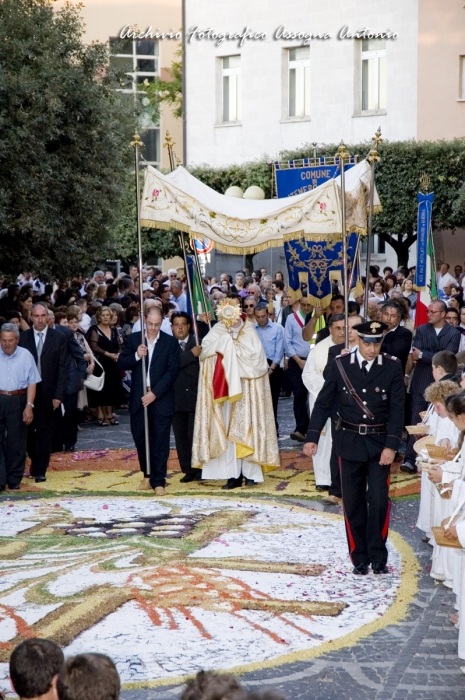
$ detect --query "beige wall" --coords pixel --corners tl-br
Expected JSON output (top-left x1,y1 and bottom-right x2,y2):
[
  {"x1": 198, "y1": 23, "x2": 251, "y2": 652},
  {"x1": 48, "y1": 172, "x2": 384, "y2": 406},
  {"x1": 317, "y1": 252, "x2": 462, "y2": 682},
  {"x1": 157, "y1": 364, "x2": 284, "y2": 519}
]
[
  {"x1": 417, "y1": 0, "x2": 465, "y2": 140},
  {"x1": 56, "y1": 0, "x2": 183, "y2": 169}
]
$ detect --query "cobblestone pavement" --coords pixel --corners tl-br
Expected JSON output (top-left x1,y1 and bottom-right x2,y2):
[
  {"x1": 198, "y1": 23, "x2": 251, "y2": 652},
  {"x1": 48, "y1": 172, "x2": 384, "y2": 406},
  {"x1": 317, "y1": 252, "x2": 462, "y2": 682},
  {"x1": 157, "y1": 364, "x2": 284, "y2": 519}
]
[{"x1": 73, "y1": 402, "x2": 465, "y2": 699}]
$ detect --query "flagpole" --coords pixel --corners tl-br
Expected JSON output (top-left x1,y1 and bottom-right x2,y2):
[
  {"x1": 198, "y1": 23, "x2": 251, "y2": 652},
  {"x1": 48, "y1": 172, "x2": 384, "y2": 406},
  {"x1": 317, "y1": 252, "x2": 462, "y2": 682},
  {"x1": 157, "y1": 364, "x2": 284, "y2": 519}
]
[
  {"x1": 192, "y1": 243, "x2": 212, "y2": 328},
  {"x1": 336, "y1": 141, "x2": 350, "y2": 348},
  {"x1": 363, "y1": 128, "x2": 382, "y2": 320},
  {"x1": 178, "y1": 233, "x2": 200, "y2": 344},
  {"x1": 130, "y1": 132, "x2": 151, "y2": 477},
  {"x1": 348, "y1": 234, "x2": 361, "y2": 290}
]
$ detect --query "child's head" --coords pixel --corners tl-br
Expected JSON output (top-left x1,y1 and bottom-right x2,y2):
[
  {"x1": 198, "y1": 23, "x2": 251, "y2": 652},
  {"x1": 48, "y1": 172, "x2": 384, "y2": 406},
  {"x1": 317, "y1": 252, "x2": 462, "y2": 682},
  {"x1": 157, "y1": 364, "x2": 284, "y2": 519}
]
[
  {"x1": 432, "y1": 350, "x2": 458, "y2": 381},
  {"x1": 424, "y1": 380, "x2": 460, "y2": 417},
  {"x1": 10, "y1": 639, "x2": 64, "y2": 700},
  {"x1": 445, "y1": 391, "x2": 465, "y2": 431},
  {"x1": 57, "y1": 654, "x2": 120, "y2": 700}
]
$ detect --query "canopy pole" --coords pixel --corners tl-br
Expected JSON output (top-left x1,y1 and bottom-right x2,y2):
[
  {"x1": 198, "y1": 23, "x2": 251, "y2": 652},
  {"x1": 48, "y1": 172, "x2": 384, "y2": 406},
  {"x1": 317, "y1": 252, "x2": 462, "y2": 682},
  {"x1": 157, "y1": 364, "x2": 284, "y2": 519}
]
[
  {"x1": 348, "y1": 234, "x2": 362, "y2": 290},
  {"x1": 131, "y1": 132, "x2": 151, "y2": 476},
  {"x1": 364, "y1": 127, "x2": 382, "y2": 320},
  {"x1": 178, "y1": 233, "x2": 200, "y2": 344},
  {"x1": 192, "y1": 243, "x2": 211, "y2": 328},
  {"x1": 336, "y1": 141, "x2": 350, "y2": 348}
]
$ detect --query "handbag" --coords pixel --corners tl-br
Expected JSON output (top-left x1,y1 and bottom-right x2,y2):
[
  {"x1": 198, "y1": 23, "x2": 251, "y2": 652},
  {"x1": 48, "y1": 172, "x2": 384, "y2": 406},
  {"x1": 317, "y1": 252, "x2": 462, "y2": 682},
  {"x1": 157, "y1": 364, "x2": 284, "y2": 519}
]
[{"x1": 83, "y1": 355, "x2": 105, "y2": 392}]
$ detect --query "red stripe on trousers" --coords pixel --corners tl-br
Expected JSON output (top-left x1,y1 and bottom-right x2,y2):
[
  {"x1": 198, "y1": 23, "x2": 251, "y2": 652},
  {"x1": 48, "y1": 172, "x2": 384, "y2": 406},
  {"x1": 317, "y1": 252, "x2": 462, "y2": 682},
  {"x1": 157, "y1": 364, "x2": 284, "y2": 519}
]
[
  {"x1": 339, "y1": 457, "x2": 356, "y2": 557},
  {"x1": 382, "y1": 473, "x2": 391, "y2": 540}
]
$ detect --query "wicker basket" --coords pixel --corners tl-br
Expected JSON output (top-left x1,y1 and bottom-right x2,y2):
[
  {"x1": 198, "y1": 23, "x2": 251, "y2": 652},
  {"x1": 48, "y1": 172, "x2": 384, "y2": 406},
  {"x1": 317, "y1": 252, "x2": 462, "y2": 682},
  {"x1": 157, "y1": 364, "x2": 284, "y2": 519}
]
[
  {"x1": 413, "y1": 435, "x2": 435, "y2": 455},
  {"x1": 432, "y1": 525, "x2": 462, "y2": 549},
  {"x1": 436, "y1": 483, "x2": 453, "y2": 499},
  {"x1": 406, "y1": 424, "x2": 429, "y2": 435},
  {"x1": 426, "y1": 444, "x2": 450, "y2": 459},
  {"x1": 417, "y1": 461, "x2": 431, "y2": 472}
]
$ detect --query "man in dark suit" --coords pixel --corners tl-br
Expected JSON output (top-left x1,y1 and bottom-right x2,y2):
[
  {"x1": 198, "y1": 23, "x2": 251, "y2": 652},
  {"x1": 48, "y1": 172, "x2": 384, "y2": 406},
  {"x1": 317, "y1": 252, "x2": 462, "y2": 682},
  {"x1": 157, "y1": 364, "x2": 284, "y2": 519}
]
[
  {"x1": 401, "y1": 300, "x2": 461, "y2": 473},
  {"x1": 304, "y1": 321, "x2": 405, "y2": 575},
  {"x1": 53, "y1": 324, "x2": 87, "y2": 451},
  {"x1": 170, "y1": 312, "x2": 202, "y2": 483},
  {"x1": 118, "y1": 306, "x2": 179, "y2": 495},
  {"x1": 380, "y1": 301, "x2": 412, "y2": 373},
  {"x1": 19, "y1": 303, "x2": 68, "y2": 482}
]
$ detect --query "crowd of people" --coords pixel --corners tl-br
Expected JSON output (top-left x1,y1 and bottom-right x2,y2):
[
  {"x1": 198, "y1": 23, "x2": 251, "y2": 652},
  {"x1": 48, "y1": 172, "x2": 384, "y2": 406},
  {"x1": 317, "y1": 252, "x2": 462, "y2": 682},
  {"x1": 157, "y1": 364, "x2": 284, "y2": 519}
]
[
  {"x1": 1, "y1": 258, "x2": 465, "y2": 669},
  {"x1": 4, "y1": 639, "x2": 282, "y2": 700}
]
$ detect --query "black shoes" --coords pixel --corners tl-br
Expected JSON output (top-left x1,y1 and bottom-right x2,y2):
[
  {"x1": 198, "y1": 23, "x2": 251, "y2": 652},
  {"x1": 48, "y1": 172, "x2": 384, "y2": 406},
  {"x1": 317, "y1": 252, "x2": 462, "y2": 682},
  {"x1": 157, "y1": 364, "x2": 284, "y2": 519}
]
[
  {"x1": 372, "y1": 564, "x2": 389, "y2": 575},
  {"x1": 315, "y1": 484, "x2": 330, "y2": 492},
  {"x1": 400, "y1": 461, "x2": 417, "y2": 474},
  {"x1": 8, "y1": 485, "x2": 20, "y2": 491},
  {"x1": 35, "y1": 476, "x2": 46, "y2": 483},
  {"x1": 243, "y1": 478, "x2": 256, "y2": 486},
  {"x1": 179, "y1": 473, "x2": 202, "y2": 483},
  {"x1": 221, "y1": 477, "x2": 243, "y2": 490},
  {"x1": 352, "y1": 563, "x2": 369, "y2": 575}
]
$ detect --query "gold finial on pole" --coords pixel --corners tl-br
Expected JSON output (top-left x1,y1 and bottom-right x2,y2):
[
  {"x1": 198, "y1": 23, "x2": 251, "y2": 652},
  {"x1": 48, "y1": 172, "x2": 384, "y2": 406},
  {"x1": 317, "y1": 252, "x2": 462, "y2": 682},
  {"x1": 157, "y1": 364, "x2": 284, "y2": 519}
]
[
  {"x1": 420, "y1": 172, "x2": 431, "y2": 193},
  {"x1": 130, "y1": 132, "x2": 144, "y2": 150},
  {"x1": 367, "y1": 127, "x2": 382, "y2": 164},
  {"x1": 163, "y1": 130, "x2": 177, "y2": 171}
]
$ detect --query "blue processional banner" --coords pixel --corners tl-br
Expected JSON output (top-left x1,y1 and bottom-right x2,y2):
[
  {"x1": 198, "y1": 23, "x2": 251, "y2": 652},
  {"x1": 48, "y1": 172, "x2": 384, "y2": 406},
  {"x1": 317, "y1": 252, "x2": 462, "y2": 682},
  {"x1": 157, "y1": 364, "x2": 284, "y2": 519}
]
[
  {"x1": 414, "y1": 192, "x2": 435, "y2": 290},
  {"x1": 275, "y1": 158, "x2": 357, "y2": 198},
  {"x1": 284, "y1": 233, "x2": 358, "y2": 308}
]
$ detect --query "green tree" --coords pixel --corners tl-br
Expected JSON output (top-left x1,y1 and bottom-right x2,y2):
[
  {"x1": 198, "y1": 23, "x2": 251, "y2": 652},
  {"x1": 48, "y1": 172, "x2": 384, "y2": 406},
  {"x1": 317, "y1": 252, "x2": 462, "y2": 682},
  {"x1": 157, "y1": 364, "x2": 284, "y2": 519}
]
[
  {"x1": 0, "y1": 0, "x2": 137, "y2": 279},
  {"x1": 139, "y1": 44, "x2": 182, "y2": 121}
]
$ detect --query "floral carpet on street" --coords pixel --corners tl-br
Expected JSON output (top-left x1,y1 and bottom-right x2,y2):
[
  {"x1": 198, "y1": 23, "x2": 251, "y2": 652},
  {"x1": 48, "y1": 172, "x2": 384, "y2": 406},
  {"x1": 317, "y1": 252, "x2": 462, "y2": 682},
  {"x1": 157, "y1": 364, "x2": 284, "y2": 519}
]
[
  {"x1": 17, "y1": 449, "x2": 420, "y2": 499},
  {"x1": 0, "y1": 495, "x2": 419, "y2": 690}
]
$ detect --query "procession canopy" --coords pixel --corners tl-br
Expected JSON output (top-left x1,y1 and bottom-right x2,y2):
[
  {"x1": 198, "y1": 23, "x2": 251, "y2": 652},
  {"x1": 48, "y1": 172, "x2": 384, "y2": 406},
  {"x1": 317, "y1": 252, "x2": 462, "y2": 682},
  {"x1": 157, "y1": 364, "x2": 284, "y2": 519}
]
[{"x1": 139, "y1": 160, "x2": 381, "y2": 254}]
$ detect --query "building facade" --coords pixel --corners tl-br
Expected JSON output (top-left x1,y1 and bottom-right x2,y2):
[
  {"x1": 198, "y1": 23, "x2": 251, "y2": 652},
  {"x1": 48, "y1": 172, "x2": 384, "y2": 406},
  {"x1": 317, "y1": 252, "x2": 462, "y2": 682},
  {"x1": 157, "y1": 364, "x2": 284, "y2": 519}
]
[{"x1": 185, "y1": 0, "x2": 465, "y2": 274}]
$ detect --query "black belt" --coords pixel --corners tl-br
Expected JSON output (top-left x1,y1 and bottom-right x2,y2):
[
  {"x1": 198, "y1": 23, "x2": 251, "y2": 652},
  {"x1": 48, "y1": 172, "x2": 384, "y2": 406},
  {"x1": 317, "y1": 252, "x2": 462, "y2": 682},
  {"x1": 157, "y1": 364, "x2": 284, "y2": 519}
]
[{"x1": 340, "y1": 419, "x2": 386, "y2": 435}]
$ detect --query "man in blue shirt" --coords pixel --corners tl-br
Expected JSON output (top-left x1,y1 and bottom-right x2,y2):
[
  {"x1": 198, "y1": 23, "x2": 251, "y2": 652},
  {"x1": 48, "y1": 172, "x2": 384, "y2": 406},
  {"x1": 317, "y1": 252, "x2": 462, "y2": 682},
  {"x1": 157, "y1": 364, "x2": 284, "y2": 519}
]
[
  {"x1": 284, "y1": 296, "x2": 313, "y2": 441},
  {"x1": 254, "y1": 304, "x2": 285, "y2": 431},
  {"x1": 0, "y1": 323, "x2": 41, "y2": 490}
]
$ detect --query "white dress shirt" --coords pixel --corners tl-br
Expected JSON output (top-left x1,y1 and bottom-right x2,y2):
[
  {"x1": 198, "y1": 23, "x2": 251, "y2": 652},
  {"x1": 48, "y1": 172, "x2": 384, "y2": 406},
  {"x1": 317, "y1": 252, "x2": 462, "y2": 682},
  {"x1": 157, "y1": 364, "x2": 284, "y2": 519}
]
[
  {"x1": 355, "y1": 348, "x2": 375, "y2": 373},
  {"x1": 33, "y1": 326, "x2": 48, "y2": 348}
]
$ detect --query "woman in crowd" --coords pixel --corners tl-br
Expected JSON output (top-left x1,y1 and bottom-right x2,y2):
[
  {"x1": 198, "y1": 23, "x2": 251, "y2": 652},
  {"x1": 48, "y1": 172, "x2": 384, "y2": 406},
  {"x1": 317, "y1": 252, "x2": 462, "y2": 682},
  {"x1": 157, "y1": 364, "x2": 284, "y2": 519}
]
[
  {"x1": 449, "y1": 294, "x2": 464, "y2": 311},
  {"x1": 67, "y1": 310, "x2": 95, "y2": 412},
  {"x1": 54, "y1": 312, "x2": 68, "y2": 326},
  {"x1": 275, "y1": 271, "x2": 284, "y2": 283},
  {"x1": 370, "y1": 278, "x2": 389, "y2": 301},
  {"x1": 272, "y1": 279, "x2": 285, "y2": 310},
  {"x1": 17, "y1": 292, "x2": 33, "y2": 331},
  {"x1": 402, "y1": 278, "x2": 417, "y2": 308},
  {"x1": 96, "y1": 285, "x2": 107, "y2": 302},
  {"x1": 385, "y1": 274, "x2": 398, "y2": 294},
  {"x1": 87, "y1": 306, "x2": 123, "y2": 426}
]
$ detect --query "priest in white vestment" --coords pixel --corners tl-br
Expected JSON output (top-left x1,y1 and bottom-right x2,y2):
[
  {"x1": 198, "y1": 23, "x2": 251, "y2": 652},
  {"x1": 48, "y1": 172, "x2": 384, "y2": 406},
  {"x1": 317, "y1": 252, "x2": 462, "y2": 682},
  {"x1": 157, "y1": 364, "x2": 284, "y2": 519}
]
[
  {"x1": 302, "y1": 314, "x2": 346, "y2": 489},
  {"x1": 192, "y1": 298, "x2": 280, "y2": 489}
]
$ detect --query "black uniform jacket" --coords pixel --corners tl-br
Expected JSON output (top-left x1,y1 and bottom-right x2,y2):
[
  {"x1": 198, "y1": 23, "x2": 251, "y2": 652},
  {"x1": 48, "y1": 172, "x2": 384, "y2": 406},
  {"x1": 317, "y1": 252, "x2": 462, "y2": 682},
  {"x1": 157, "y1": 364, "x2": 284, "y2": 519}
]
[
  {"x1": 118, "y1": 330, "x2": 179, "y2": 416},
  {"x1": 306, "y1": 351, "x2": 405, "y2": 460},
  {"x1": 174, "y1": 333, "x2": 200, "y2": 413},
  {"x1": 381, "y1": 325, "x2": 412, "y2": 373}
]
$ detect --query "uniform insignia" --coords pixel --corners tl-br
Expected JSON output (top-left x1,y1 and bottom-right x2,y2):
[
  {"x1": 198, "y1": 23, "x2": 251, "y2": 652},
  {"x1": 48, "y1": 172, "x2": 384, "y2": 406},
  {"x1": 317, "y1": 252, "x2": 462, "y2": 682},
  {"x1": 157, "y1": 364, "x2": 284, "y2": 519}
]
[{"x1": 370, "y1": 322, "x2": 381, "y2": 332}]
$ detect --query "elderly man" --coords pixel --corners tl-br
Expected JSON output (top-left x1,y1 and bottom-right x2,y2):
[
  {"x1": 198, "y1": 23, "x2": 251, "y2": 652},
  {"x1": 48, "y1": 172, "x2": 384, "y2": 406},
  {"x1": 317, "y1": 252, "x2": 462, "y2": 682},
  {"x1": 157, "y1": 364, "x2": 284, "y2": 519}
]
[
  {"x1": 170, "y1": 280, "x2": 187, "y2": 312},
  {"x1": 118, "y1": 306, "x2": 179, "y2": 495},
  {"x1": 0, "y1": 324, "x2": 41, "y2": 489},
  {"x1": 436, "y1": 262, "x2": 456, "y2": 292},
  {"x1": 247, "y1": 284, "x2": 265, "y2": 303},
  {"x1": 19, "y1": 303, "x2": 68, "y2": 482},
  {"x1": 168, "y1": 268, "x2": 178, "y2": 281},
  {"x1": 284, "y1": 295, "x2": 313, "y2": 441},
  {"x1": 254, "y1": 303, "x2": 285, "y2": 429},
  {"x1": 243, "y1": 296, "x2": 257, "y2": 320}
]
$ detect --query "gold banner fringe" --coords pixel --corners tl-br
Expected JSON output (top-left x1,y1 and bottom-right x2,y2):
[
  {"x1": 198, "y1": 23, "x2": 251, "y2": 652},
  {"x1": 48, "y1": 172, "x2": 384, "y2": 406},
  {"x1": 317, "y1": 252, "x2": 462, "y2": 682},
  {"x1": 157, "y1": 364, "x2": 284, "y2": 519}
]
[{"x1": 140, "y1": 219, "x2": 369, "y2": 253}]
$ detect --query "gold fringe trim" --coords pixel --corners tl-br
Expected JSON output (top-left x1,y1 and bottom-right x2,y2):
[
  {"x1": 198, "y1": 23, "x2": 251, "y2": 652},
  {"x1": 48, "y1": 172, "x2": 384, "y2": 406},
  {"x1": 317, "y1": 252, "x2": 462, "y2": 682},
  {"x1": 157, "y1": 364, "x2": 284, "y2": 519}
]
[
  {"x1": 212, "y1": 392, "x2": 243, "y2": 405},
  {"x1": 121, "y1": 498, "x2": 420, "y2": 691},
  {"x1": 140, "y1": 220, "x2": 369, "y2": 253}
]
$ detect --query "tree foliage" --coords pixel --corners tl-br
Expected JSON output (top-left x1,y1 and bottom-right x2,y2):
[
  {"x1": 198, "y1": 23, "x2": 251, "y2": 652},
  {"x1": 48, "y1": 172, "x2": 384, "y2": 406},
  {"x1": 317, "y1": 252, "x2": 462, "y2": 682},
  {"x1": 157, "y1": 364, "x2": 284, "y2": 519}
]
[
  {"x1": 139, "y1": 44, "x2": 182, "y2": 121},
  {"x1": 186, "y1": 140, "x2": 465, "y2": 268},
  {"x1": 0, "y1": 0, "x2": 137, "y2": 278}
]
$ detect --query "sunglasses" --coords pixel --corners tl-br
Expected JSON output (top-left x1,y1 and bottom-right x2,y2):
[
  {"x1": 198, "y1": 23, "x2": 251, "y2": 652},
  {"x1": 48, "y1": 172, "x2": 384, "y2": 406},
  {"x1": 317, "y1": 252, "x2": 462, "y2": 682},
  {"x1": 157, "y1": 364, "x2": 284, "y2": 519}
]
[{"x1": 244, "y1": 304, "x2": 255, "y2": 308}]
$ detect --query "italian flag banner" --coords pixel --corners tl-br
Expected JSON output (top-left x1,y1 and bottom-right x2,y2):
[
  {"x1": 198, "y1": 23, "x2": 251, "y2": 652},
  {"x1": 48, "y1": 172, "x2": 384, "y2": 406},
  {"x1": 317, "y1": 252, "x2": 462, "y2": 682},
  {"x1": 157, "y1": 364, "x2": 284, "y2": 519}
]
[
  {"x1": 414, "y1": 191, "x2": 435, "y2": 328},
  {"x1": 415, "y1": 234, "x2": 437, "y2": 327}
]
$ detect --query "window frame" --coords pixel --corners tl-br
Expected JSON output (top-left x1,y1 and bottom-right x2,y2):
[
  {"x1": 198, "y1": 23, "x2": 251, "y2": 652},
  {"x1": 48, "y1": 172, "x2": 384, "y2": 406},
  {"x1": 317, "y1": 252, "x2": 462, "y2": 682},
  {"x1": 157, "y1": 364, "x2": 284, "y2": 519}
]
[
  {"x1": 221, "y1": 55, "x2": 242, "y2": 124},
  {"x1": 288, "y1": 48, "x2": 311, "y2": 119},
  {"x1": 360, "y1": 42, "x2": 386, "y2": 114}
]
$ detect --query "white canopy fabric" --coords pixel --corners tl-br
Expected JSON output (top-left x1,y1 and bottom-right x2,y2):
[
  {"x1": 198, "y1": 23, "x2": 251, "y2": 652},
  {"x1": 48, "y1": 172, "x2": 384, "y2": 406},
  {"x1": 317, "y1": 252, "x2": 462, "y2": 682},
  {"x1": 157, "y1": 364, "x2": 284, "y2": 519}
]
[{"x1": 140, "y1": 159, "x2": 381, "y2": 254}]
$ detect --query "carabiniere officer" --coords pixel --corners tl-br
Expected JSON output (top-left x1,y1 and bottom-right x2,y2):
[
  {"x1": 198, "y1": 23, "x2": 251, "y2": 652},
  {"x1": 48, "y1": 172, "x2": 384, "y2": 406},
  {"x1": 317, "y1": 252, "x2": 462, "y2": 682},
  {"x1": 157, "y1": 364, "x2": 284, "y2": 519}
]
[{"x1": 303, "y1": 321, "x2": 405, "y2": 575}]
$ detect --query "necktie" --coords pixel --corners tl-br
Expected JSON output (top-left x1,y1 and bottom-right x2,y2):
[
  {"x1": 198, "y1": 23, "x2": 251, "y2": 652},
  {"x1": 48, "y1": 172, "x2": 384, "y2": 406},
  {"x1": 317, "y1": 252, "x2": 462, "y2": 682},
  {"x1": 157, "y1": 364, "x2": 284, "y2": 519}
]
[
  {"x1": 361, "y1": 360, "x2": 368, "y2": 376},
  {"x1": 37, "y1": 332, "x2": 44, "y2": 374},
  {"x1": 180, "y1": 341, "x2": 186, "y2": 351}
]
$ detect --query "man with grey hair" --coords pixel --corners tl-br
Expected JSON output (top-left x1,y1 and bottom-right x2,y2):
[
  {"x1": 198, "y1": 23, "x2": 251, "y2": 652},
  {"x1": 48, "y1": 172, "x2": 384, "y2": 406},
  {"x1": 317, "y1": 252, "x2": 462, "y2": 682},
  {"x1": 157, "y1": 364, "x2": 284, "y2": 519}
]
[
  {"x1": 170, "y1": 279, "x2": 187, "y2": 313},
  {"x1": 92, "y1": 270, "x2": 105, "y2": 285},
  {"x1": 247, "y1": 284, "x2": 264, "y2": 303},
  {"x1": 167, "y1": 268, "x2": 178, "y2": 281},
  {"x1": 0, "y1": 323, "x2": 41, "y2": 489}
]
